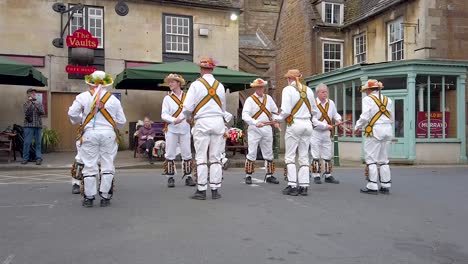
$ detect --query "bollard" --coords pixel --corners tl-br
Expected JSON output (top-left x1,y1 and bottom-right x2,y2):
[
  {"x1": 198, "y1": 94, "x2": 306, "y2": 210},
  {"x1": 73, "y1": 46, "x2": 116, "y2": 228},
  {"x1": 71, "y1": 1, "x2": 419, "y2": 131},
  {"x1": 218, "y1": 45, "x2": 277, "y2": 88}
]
[{"x1": 333, "y1": 134, "x2": 340, "y2": 166}]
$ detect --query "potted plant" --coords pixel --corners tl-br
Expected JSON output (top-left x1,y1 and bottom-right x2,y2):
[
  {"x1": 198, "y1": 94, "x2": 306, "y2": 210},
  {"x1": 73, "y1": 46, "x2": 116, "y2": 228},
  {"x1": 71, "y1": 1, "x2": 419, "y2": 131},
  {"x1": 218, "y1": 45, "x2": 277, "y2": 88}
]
[{"x1": 42, "y1": 127, "x2": 60, "y2": 153}]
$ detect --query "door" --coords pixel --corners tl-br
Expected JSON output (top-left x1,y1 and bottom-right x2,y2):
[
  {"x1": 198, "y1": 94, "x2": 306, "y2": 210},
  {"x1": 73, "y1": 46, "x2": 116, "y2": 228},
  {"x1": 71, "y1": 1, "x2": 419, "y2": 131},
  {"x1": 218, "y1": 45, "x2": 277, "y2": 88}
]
[
  {"x1": 386, "y1": 95, "x2": 409, "y2": 159},
  {"x1": 51, "y1": 93, "x2": 79, "y2": 151}
]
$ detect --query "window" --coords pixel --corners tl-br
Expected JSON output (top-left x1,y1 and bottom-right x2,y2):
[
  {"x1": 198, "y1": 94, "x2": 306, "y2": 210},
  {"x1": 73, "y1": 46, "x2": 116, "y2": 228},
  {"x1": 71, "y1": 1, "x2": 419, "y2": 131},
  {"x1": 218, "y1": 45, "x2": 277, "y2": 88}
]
[
  {"x1": 415, "y1": 75, "x2": 457, "y2": 139},
  {"x1": 69, "y1": 5, "x2": 104, "y2": 48},
  {"x1": 327, "y1": 80, "x2": 362, "y2": 138},
  {"x1": 323, "y1": 3, "x2": 343, "y2": 25},
  {"x1": 354, "y1": 34, "x2": 366, "y2": 64},
  {"x1": 323, "y1": 42, "x2": 343, "y2": 72},
  {"x1": 163, "y1": 15, "x2": 191, "y2": 54},
  {"x1": 388, "y1": 17, "x2": 404, "y2": 61}
]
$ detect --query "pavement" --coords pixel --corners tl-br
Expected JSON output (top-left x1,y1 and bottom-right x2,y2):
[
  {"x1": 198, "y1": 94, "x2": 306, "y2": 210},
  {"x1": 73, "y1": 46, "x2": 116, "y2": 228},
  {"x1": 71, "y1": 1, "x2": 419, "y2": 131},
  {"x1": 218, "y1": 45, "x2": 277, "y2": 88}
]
[
  {"x1": 1, "y1": 167, "x2": 468, "y2": 264},
  {"x1": 0, "y1": 150, "x2": 365, "y2": 171}
]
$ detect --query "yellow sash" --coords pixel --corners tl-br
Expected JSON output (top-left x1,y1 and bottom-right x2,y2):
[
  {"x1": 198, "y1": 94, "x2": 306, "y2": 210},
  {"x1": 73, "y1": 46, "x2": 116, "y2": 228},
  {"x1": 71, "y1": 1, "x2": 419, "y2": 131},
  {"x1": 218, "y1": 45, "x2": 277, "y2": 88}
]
[
  {"x1": 251, "y1": 94, "x2": 272, "y2": 120},
  {"x1": 192, "y1": 78, "x2": 222, "y2": 117},
  {"x1": 286, "y1": 78, "x2": 311, "y2": 126},
  {"x1": 364, "y1": 94, "x2": 391, "y2": 137},
  {"x1": 163, "y1": 92, "x2": 186, "y2": 132}
]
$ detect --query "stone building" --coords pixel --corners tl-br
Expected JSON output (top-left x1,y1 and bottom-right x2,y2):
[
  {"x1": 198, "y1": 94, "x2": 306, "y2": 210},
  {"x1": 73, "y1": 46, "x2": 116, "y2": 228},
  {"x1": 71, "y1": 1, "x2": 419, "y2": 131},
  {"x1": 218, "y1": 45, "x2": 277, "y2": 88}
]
[
  {"x1": 0, "y1": 0, "x2": 241, "y2": 151},
  {"x1": 275, "y1": 0, "x2": 468, "y2": 164}
]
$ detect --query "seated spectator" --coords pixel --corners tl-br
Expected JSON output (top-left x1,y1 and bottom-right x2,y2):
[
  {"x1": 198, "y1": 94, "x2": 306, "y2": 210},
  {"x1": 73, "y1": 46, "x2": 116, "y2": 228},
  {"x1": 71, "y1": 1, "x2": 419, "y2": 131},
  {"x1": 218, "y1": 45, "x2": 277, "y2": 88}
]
[{"x1": 137, "y1": 117, "x2": 156, "y2": 164}]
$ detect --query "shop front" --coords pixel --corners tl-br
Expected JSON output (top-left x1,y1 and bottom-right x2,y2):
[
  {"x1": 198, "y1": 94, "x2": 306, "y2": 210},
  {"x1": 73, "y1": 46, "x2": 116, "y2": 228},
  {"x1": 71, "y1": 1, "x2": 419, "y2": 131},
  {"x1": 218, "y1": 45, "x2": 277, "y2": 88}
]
[{"x1": 305, "y1": 59, "x2": 468, "y2": 164}]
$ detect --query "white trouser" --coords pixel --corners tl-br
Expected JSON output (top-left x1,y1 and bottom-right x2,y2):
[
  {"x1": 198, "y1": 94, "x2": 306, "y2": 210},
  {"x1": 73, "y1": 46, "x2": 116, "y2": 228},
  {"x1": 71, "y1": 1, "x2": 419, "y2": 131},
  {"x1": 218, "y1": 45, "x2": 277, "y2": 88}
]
[
  {"x1": 164, "y1": 131, "x2": 192, "y2": 177},
  {"x1": 72, "y1": 140, "x2": 82, "y2": 185},
  {"x1": 221, "y1": 136, "x2": 228, "y2": 165},
  {"x1": 192, "y1": 116, "x2": 225, "y2": 191},
  {"x1": 81, "y1": 129, "x2": 118, "y2": 199},
  {"x1": 285, "y1": 119, "x2": 313, "y2": 187},
  {"x1": 246, "y1": 125, "x2": 273, "y2": 161},
  {"x1": 310, "y1": 130, "x2": 333, "y2": 178},
  {"x1": 364, "y1": 124, "x2": 392, "y2": 190}
]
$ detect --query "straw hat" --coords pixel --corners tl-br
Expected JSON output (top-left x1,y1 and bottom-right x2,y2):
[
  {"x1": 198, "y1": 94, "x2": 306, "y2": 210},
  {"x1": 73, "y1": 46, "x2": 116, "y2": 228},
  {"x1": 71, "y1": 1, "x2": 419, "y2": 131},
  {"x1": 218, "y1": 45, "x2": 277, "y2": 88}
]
[
  {"x1": 360, "y1": 79, "x2": 384, "y2": 92},
  {"x1": 284, "y1": 69, "x2": 302, "y2": 79},
  {"x1": 198, "y1": 57, "x2": 216, "y2": 69},
  {"x1": 250, "y1": 78, "x2": 268, "y2": 88},
  {"x1": 164, "y1": 73, "x2": 186, "y2": 85},
  {"x1": 85, "y1": 70, "x2": 114, "y2": 87}
]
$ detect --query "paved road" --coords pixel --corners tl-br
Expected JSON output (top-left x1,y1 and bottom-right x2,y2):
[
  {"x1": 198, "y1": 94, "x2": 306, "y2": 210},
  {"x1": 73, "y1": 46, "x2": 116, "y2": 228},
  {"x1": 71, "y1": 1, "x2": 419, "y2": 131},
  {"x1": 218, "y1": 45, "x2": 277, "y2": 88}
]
[{"x1": 1, "y1": 167, "x2": 467, "y2": 264}]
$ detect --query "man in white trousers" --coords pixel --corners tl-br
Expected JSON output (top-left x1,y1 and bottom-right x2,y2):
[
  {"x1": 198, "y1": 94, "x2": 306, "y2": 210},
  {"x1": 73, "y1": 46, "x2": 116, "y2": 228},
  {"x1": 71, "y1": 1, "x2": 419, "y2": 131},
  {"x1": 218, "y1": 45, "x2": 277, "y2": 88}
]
[
  {"x1": 221, "y1": 111, "x2": 233, "y2": 170},
  {"x1": 242, "y1": 78, "x2": 280, "y2": 185},
  {"x1": 183, "y1": 57, "x2": 226, "y2": 200},
  {"x1": 354, "y1": 79, "x2": 394, "y2": 195},
  {"x1": 275, "y1": 69, "x2": 318, "y2": 196},
  {"x1": 161, "y1": 73, "x2": 195, "y2": 188},
  {"x1": 310, "y1": 83, "x2": 342, "y2": 185},
  {"x1": 68, "y1": 71, "x2": 126, "y2": 207}
]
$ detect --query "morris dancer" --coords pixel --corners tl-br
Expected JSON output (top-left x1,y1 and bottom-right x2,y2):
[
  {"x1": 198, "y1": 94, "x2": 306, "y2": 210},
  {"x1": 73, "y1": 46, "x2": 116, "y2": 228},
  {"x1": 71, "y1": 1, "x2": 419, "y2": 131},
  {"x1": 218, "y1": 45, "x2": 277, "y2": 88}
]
[
  {"x1": 183, "y1": 57, "x2": 226, "y2": 200},
  {"x1": 242, "y1": 78, "x2": 280, "y2": 185},
  {"x1": 354, "y1": 79, "x2": 393, "y2": 195},
  {"x1": 275, "y1": 69, "x2": 318, "y2": 196},
  {"x1": 68, "y1": 71, "x2": 126, "y2": 207},
  {"x1": 161, "y1": 74, "x2": 195, "y2": 187},
  {"x1": 310, "y1": 83, "x2": 342, "y2": 184}
]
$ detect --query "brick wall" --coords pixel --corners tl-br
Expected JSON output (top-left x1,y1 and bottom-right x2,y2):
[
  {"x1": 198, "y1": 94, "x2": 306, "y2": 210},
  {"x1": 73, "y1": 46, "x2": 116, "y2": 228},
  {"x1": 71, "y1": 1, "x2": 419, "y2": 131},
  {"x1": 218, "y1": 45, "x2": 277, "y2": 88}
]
[
  {"x1": 428, "y1": 0, "x2": 468, "y2": 60},
  {"x1": 274, "y1": 0, "x2": 316, "y2": 102}
]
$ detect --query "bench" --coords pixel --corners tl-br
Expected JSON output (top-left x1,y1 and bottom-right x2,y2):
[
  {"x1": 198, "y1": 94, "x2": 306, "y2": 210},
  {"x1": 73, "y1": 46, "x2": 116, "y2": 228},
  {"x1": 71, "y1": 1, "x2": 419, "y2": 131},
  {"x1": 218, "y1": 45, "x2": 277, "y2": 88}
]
[{"x1": 0, "y1": 132, "x2": 16, "y2": 163}]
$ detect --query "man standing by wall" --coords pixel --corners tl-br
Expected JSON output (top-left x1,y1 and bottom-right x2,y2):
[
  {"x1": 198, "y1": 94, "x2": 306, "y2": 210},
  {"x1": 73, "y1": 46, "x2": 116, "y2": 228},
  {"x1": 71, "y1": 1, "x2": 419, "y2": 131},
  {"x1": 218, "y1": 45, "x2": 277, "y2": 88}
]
[{"x1": 21, "y1": 88, "x2": 44, "y2": 165}]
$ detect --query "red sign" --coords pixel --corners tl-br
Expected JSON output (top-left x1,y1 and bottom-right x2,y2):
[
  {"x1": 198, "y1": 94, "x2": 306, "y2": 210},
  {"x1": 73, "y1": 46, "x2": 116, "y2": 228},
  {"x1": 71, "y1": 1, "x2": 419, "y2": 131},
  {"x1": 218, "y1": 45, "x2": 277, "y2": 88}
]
[
  {"x1": 66, "y1": 29, "x2": 99, "y2": 48},
  {"x1": 416, "y1": 111, "x2": 450, "y2": 138},
  {"x1": 66, "y1": 65, "x2": 98, "y2": 75}
]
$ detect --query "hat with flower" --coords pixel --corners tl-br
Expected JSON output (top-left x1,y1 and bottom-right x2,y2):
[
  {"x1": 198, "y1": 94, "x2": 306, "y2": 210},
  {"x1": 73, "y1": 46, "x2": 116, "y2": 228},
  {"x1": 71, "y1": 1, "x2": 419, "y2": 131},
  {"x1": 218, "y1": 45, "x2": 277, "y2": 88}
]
[{"x1": 85, "y1": 70, "x2": 114, "y2": 87}]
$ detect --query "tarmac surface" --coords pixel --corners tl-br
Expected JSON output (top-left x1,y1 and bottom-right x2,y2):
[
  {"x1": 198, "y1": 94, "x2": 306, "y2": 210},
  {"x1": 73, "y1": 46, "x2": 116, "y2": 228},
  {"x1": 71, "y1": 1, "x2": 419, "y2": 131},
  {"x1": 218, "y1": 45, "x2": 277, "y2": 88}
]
[{"x1": 1, "y1": 167, "x2": 468, "y2": 264}]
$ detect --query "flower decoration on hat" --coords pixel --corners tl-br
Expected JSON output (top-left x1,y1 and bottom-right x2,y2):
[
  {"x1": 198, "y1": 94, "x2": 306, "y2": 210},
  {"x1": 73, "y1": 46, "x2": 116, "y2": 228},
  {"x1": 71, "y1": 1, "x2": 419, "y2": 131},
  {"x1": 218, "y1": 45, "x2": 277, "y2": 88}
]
[
  {"x1": 199, "y1": 56, "x2": 217, "y2": 69},
  {"x1": 250, "y1": 78, "x2": 268, "y2": 88},
  {"x1": 164, "y1": 73, "x2": 186, "y2": 85},
  {"x1": 85, "y1": 70, "x2": 114, "y2": 87}
]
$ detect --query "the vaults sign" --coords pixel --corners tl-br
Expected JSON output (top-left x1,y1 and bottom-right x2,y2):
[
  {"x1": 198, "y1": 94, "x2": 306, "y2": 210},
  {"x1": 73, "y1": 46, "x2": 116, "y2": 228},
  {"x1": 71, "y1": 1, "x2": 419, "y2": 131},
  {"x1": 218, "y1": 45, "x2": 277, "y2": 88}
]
[{"x1": 66, "y1": 29, "x2": 98, "y2": 48}]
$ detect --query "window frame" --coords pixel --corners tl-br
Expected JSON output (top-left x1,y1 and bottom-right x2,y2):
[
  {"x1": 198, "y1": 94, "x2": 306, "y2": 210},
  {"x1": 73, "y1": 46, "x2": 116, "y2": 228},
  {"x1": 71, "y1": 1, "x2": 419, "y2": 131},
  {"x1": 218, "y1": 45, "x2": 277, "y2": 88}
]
[
  {"x1": 387, "y1": 17, "x2": 404, "y2": 61},
  {"x1": 69, "y1": 5, "x2": 104, "y2": 49},
  {"x1": 162, "y1": 14, "x2": 193, "y2": 55},
  {"x1": 322, "y1": 2, "x2": 344, "y2": 25},
  {"x1": 353, "y1": 33, "x2": 367, "y2": 64},
  {"x1": 322, "y1": 41, "x2": 343, "y2": 73}
]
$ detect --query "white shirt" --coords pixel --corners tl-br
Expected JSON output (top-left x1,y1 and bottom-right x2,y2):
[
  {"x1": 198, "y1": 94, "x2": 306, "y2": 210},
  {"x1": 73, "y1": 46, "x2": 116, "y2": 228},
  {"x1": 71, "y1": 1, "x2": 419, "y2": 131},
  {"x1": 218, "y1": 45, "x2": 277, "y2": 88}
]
[
  {"x1": 313, "y1": 98, "x2": 342, "y2": 131},
  {"x1": 242, "y1": 92, "x2": 278, "y2": 126},
  {"x1": 355, "y1": 91, "x2": 394, "y2": 130},
  {"x1": 161, "y1": 91, "x2": 190, "y2": 134},
  {"x1": 68, "y1": 89, "x2": 126, "y2": 130},
  {"x1": 183, "y1": 74, "x2": 226, "y2": 120},
  {"x1": 276, "y1": 81, "x2": 319, "y2": 121}
]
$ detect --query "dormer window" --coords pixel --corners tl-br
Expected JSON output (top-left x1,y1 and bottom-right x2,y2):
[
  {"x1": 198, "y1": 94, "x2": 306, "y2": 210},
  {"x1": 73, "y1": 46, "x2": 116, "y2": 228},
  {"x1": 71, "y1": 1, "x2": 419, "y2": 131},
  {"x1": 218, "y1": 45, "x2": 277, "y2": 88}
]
[{"x1": 323, "y1": 2, "x2": 343, "y2": 25}]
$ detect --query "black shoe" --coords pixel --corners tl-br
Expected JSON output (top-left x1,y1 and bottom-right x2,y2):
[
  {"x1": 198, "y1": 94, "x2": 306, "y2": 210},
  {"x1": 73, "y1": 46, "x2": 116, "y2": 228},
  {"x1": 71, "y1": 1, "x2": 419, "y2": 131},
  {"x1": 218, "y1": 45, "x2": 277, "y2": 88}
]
[
  {"x1": 298, "y1": 186, "x2": 308, "y2": 196},
  {"x1": 191, "y1": 190, "x2": 206, "y2": 200},
  {"x1": 360, "y1": 188, "x2": 378, "y2": 195},
  {"x1": 100, "y1": 199, "x2": 111, "y2": 207},
  {"x1": 21, "y1": 160, "x2": 28, "y2": 165},
  {"x1": 314, "y1": 177, "x2": 322, "y2": 184},
  {"x1": 282, "y1": 186, "x2": 298, "y2": 196},
  {"x1": 211, "y1": 189, "x2": 221, "y2": 200},
  {"x1": 324, "y1": 176, "x2": 340, "y2": 184},
  {"x1": 379, "y1": 187, "x2": 390, "y2": 194},
  {"x1": 167, "y1": 177, "x2": 175, "y2": 188},
  {"x1": 266, "y1": 175, "x2": 279, "y2": 184},
  {"x1": 245, "y1": 176, "x2": 252, "y2": 185},
  {"x1": 185, "y1": 176, "x2": 196, "y2": 186},
  {"x1": 72, "y1": 184, "x2": 80, "y2": 194},
  {"x1": 36, "y1": 159, "x2": 42, "y2": 165},
  {"x1": 222, "y1": 159, "x2": 230, "y2": 170},
  {"x1": 82, "y1": 198, "x2": 94, "y2": 207},
  {"x1": 149, "y1": 159, "x2": 154, "y2": 165}
]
